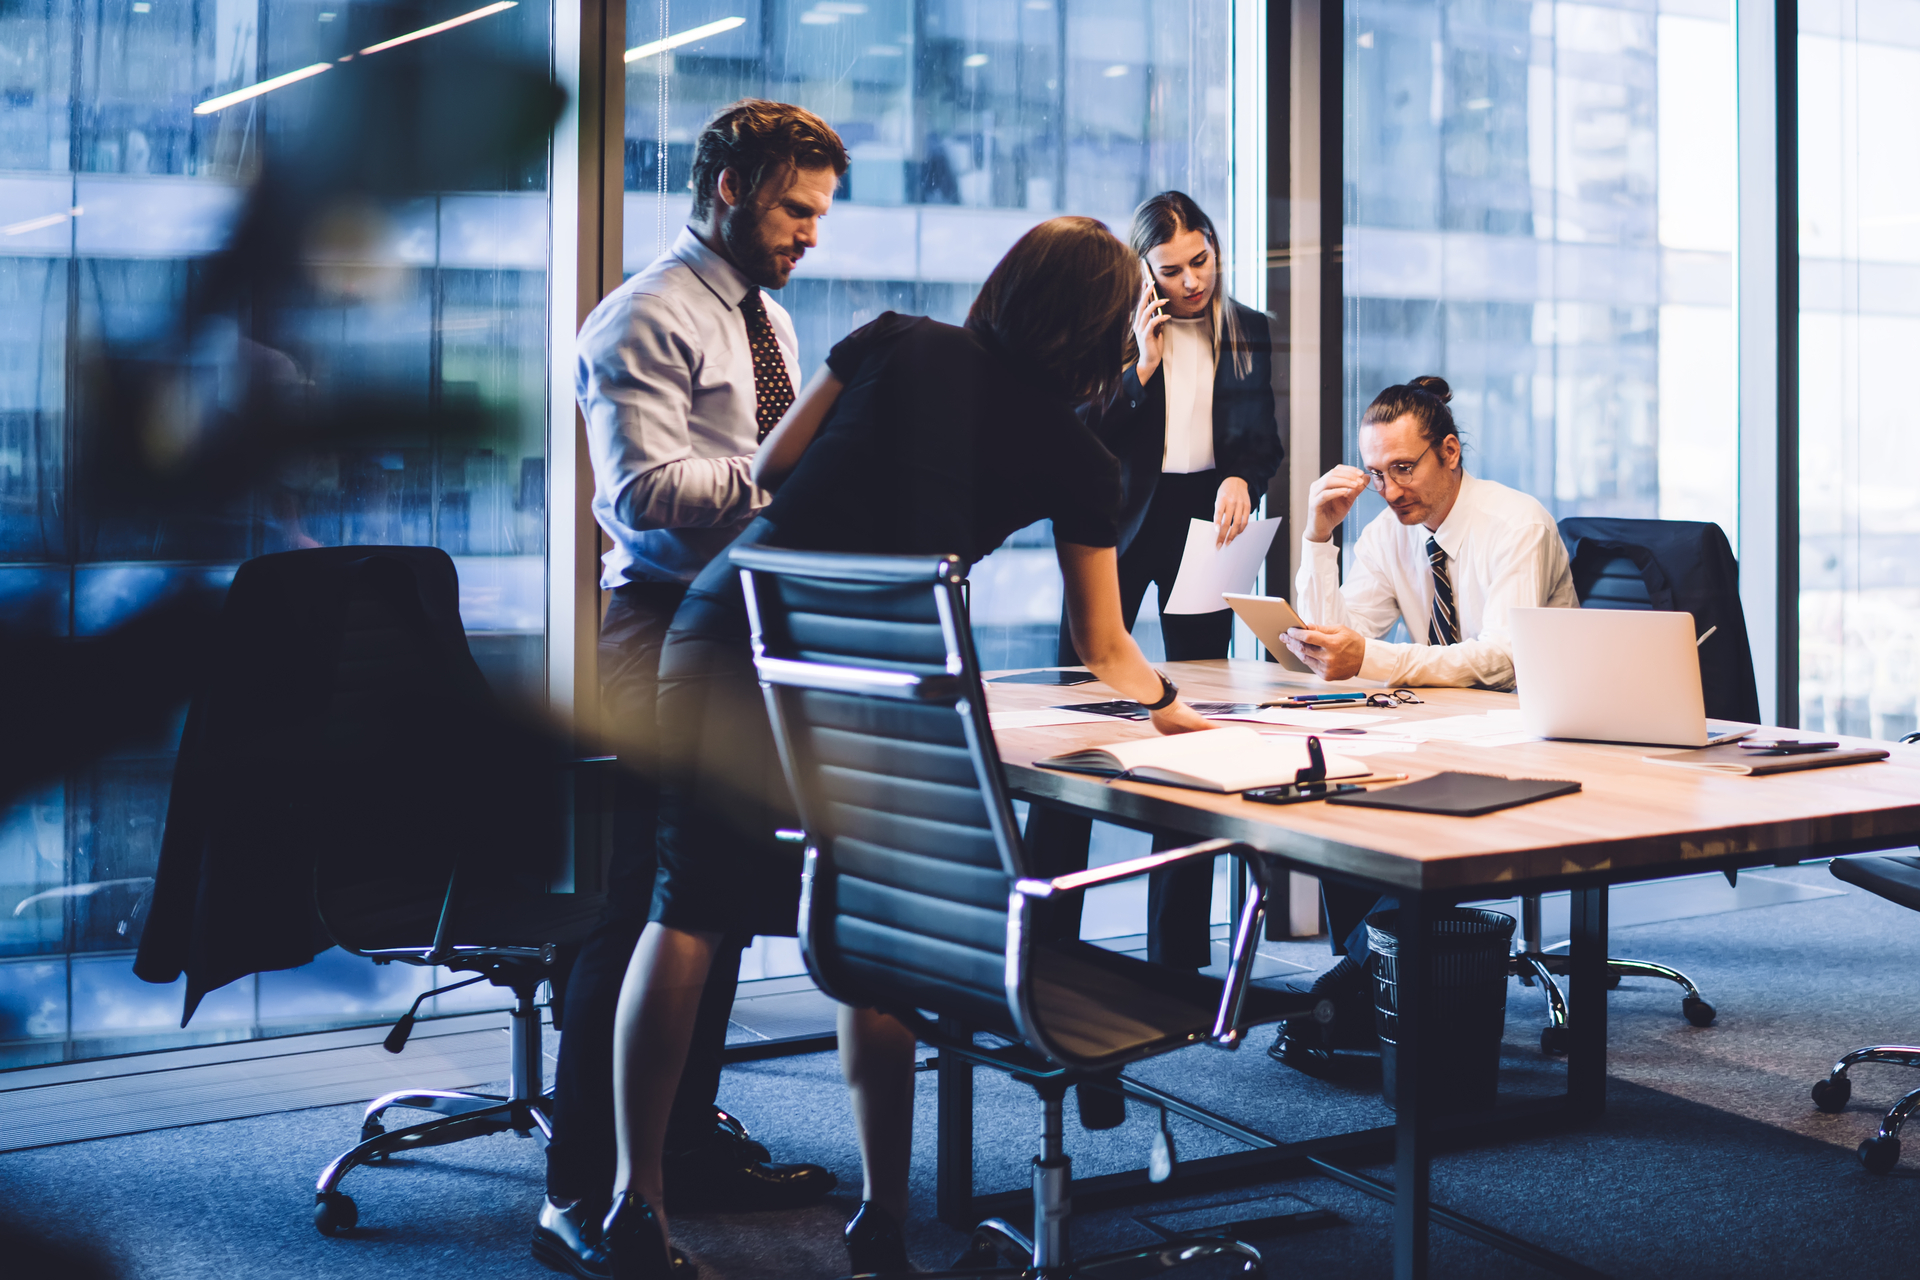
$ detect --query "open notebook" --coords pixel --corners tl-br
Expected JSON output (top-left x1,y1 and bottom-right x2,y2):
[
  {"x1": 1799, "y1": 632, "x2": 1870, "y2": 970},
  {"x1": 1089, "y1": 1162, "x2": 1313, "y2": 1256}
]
[{"x1": 1035, "y1": 726, "x2": 1370, "y2": 793}]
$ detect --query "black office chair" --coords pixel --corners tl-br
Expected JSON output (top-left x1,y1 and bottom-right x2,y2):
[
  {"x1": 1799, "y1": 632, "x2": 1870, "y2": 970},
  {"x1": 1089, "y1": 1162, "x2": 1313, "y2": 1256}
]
[
  {"x1": 277, "y1": 549, "x2": 609, "y2": 1236},
  {"x1": 1507, "y1": 519, "x2": 1758, "y2": 1052},
  {"x1": 126, "y1": 545, "x2": 599, "y2": 1237},
  {"x1": 1810, "y1": 850, "x2": 1920, "y2": 1173},
  {"x1": 734, "y1": 544, "x2": 1325, "y2": 1277}
]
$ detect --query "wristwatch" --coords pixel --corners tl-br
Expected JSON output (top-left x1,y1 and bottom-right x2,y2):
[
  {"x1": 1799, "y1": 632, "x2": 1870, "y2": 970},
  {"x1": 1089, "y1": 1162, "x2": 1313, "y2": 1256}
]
[{"x1": 1140, "y1": 672, "x2": 1179, "y2": 712}]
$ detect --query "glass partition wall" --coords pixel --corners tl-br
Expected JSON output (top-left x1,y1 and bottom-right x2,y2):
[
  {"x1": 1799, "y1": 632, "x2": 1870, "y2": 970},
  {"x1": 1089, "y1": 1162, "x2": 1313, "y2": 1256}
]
[
  {"x1": 623, "y1": 0, "x2": 1237, "y2": 666},
  {"x1": 0, "y1": 0, "x2": 552, "y2": 1067},
  {"x1": 0, "y1": 0, "x2": 1249, "y2": 1066},
  {"x1": 1797, "y1": 0, "x2": 1920, "y2": 741},
  {"x1": 1341, "y1": 0, "x2": 1738, "y2": 545}
]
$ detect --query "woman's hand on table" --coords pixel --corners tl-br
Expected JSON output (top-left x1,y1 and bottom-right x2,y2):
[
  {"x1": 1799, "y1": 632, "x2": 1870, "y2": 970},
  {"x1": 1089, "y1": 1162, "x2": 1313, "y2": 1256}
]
[{"x1": 1150, "y1": 701, "x2": 1214, "y2": 734}]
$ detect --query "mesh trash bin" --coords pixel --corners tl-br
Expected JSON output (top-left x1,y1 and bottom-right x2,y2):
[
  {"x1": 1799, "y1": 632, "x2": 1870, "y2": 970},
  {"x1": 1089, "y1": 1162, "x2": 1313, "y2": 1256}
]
[{"x1": 1366, "y1": 907, "x2": 1516, "y2": 1115}]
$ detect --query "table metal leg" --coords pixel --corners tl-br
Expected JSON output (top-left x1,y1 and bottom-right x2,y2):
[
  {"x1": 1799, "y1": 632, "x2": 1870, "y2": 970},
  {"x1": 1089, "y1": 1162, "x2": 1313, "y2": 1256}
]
[
  {"x1": 936, "y1": 1015, "x2": 975, "y2": 1229},
  {"x1": 1392, "y1": 894, "x2": 1433, "y2": 1280},
  {"x1": 1567, "y1": 887, "x2": 1609, "y2": 1120}
]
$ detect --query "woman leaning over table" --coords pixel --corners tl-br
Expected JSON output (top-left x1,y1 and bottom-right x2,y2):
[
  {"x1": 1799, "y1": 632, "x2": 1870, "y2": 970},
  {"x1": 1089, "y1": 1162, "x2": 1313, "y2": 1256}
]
[
  {"x1": 597, "y1": 216, "x2": 1213, "y2": 1279},
  {"x1": 1033, "y1": 190, "x2": 1283, "y2": 972}
]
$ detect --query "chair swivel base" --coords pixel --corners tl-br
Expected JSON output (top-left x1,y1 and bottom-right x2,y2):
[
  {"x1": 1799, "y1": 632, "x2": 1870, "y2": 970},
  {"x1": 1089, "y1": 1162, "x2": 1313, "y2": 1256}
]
[
  {"x1": 314, "y1": 1093, "x2": 553, "y2": 1235},
  {"x1": 1512, "y1": 950, "x2": 1715, "y2": 1056},
  {"x1": 848, "y1": 1218, "x2": 1263, "y2": 1279},
  {"x1": 1809, "y1": 1045, "x2": 1920, "y2": 1174}
]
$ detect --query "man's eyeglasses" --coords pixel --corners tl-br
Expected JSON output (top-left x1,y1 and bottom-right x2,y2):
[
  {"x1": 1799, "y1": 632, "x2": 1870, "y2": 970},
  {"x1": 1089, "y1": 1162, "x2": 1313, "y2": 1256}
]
[
  {"x1": 1361, "y1": 444, "x2": 1433, "y2": 492},
  {"x1": 1363, "y1": 689, "x2": 1424, "y2": 708}
]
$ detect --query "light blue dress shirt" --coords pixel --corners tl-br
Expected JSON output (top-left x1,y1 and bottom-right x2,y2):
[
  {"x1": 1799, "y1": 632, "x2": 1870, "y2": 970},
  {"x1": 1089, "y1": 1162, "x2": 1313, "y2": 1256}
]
[{"x1": 576, "y1": 226, "x2": 801, "y2": 587}]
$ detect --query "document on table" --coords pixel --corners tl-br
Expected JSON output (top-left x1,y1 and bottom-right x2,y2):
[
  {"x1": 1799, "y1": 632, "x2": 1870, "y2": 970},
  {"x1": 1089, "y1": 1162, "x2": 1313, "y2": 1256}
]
[
  {"x1": 1162, "y1": 516, "x2": 1283, "y2": 614},
  {"x1": 1376, "y1": 710, "x2": 1537, "y2": 747},
  {"x1": 1204, "y1": 707, "x2": 1388, "y2": 730},
  {"x1": 988, "y1": 707, "x2": 1124, "y2": 730}
]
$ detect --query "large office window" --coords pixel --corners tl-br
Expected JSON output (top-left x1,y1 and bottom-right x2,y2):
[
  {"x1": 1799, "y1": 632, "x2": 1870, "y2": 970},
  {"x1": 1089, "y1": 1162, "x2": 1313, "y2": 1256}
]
[
  {"x1": 0, "y1": 0, "x2": 552, "y2": 1067},
  {"x1": 1798, "y1": 1, "x2": 1920, "y2": 741},
  {"x1": 1342, "y1": 0, "x2": 1737, "y2": 544},
  {"x1": 622, "y1": 0, "x2": 1236, "y2": 664}
]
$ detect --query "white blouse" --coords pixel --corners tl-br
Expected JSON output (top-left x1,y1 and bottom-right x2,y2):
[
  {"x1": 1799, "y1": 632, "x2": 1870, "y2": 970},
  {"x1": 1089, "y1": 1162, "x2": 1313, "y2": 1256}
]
[{"x1": 1159, "y1": 316, "x2": 1216, "y2": 474}]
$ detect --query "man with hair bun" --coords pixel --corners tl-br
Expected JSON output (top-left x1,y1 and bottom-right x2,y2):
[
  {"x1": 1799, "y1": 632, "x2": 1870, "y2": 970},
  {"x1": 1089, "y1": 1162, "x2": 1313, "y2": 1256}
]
[
  {"x1": 535, "y1": 98, "x2": 847, "y2": 1277},
  {"x1": 1270, "y1": 374, "x2": 1576, "y2": 1076}
]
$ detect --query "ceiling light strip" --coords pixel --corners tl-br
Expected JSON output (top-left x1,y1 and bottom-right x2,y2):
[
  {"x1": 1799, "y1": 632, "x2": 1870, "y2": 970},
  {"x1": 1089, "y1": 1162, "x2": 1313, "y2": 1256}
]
[
  {"x1": 625, "y1": 16, "x2": 746, "y2": 63},
  {"x1": 359, "y1": 0, "x2": 518, "y2": 56}
]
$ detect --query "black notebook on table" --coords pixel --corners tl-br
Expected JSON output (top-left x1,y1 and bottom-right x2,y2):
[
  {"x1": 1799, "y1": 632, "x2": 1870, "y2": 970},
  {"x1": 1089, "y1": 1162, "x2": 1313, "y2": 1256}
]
[{"x1": 1326, "y1": 771, "x2": 1580, "y2": 817}]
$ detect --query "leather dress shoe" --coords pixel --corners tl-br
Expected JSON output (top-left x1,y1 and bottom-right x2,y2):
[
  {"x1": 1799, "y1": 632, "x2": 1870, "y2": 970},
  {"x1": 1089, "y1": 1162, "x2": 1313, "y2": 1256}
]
[
  {"x1": 533, "y1": 1196, "x2": 612, "y2": 1279},
  {"x1": 664, "y1": 1118, "x2": 837, "y2": 1212},
  {"x1": 1268, "y1": 955, "x2": 1377, "y2": 1075},
  {"x1": 601, "y1": 1192, "x2": 696, "y2": 1280},
  {"x1": 535, "y1": 1197, "x2": 693, "y2": 1280},
  {"x1": 844, "y1": 1201, "x2": 910, "y2": 1276}
]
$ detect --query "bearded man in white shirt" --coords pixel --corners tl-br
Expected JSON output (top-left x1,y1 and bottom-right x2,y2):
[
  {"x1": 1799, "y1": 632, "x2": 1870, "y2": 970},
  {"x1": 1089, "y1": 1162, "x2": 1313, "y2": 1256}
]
[
  {"x1": 535, "y1": 100, "x2": 845, "y2": 1276},
  {"x1": 1270, "y1": 374, "x2": 1577, "y2": 1076}
]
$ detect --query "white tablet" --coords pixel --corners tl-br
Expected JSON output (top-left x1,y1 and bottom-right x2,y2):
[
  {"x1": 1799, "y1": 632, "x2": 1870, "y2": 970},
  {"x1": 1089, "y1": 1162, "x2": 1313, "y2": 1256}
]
[{"x1": 1223, "y1": 593, "x2": 1313, "y2": 674}]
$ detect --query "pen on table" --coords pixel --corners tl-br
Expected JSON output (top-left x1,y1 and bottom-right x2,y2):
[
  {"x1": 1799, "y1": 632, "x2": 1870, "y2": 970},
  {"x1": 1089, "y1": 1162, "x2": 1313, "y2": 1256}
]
[
  {"x1": 1695, "y1": 625, "x2": 1717, "y2": 648},
  {"x1": 1261, "y1": 692, "x2": 1369, "y2": 707}
]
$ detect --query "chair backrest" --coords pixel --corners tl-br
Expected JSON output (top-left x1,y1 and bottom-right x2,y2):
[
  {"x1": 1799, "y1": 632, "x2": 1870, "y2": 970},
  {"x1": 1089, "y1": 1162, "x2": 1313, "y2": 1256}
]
[
  {"x1": 136, "y1": 546, "x2": 561, "y2": 1021},
  {"x1": 732, "y1": 545, "x2": 1027, "y2": 1034},
  {"x1": 1558, "y1": 516, "x2": 1761, "y2": 724}
]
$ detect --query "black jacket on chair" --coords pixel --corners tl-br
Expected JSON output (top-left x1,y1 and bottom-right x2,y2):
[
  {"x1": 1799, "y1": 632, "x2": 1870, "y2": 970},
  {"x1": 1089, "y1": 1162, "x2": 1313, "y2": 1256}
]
[
  {"x1": 133, "y1": 545, "x2": 560, "y2": 1024},
  {"x1": 1093, "y1": 299, "x2": 1282, "y2": 554},
  {"x1": 1558, "y1": 516, "x2": 1761, "y2": 725}
]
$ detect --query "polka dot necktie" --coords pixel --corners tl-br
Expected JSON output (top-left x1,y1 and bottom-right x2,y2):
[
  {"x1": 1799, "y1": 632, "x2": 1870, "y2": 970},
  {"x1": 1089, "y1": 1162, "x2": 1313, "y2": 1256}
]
[
  {"x1": 1427, "y1": 536, "x2": 1460, "y2": 647},
  {"x1": 739, "y1": 287, "x2": 795, "y2": 442}
]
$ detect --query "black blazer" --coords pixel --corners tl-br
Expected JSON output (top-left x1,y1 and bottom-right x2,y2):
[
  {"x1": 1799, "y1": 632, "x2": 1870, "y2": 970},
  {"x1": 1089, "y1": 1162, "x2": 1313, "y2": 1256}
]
[
  {"x1": 1093, "y1": 299, "x2": 1283, "y2": 554},
  {"x1": 134, "y1": 546, "x2": 561, "y2": 1025}
]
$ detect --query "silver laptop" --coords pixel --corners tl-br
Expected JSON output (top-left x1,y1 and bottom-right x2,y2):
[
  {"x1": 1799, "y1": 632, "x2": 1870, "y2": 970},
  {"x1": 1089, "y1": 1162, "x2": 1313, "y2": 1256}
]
[{"x1": 1509, "y1": 607, "x2": 1752, "y2": 748}]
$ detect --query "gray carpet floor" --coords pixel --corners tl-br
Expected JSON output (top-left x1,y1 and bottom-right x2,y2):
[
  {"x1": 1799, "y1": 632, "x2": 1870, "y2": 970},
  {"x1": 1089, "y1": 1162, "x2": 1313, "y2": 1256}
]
[{"x1": 5, "y1": 862, "x2": 1919, "y2": 1279}]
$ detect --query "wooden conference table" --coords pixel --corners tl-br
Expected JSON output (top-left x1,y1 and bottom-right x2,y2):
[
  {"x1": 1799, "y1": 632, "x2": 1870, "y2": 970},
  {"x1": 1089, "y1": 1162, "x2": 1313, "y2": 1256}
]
[{"x1": 950, "y1": 659, "x2": 1920, "y2": 1279}]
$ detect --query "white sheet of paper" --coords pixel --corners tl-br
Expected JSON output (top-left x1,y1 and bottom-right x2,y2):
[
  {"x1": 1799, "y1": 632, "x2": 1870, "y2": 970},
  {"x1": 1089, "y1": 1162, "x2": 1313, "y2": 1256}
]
[
  {"x1": 1304, "y1": 739, "x2": 1418, "y2": 756},
  {"x1": 988, "y1": 708, "x2": 1121, "y2": 730},
  {"x1": 1375, "y1": 711, "x2": 1529, "y2": 743},
  {"x1": 1162, "y1": 515, "x2": 1283, "y2": 614},
  {"x1": 1204, "y1": 707, "x2": 1387, "y2": 730}
]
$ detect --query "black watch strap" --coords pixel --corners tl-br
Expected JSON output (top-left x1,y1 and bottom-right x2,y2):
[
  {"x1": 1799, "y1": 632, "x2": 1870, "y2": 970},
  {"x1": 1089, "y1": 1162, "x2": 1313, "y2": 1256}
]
[{"x1": 1140, "y1": 672, "x2": 1179, "y2": 712}]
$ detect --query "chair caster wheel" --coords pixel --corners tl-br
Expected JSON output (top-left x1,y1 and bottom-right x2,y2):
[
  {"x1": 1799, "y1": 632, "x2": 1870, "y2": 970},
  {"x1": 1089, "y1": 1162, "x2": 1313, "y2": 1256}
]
[
  {"x1": 314, "y1": 1191, "x2": 359, "y2": 1235},
  {"x1": 360, "y1": 1119, "x2": 385, "y2": 1143},
  {"x1": 1811, "y1": 1076, "x2": 1851, "y2": 1112},
  {"x1": 1681, "y1": 997, "x2": 1716, "y2": 1027},
  {"x1": 1539, "y1": 1025, "x2": 1569, "y2": 1056},
  {"x1": 1858, "y1": 1135, "x2": 1901, "y2": 1174}
]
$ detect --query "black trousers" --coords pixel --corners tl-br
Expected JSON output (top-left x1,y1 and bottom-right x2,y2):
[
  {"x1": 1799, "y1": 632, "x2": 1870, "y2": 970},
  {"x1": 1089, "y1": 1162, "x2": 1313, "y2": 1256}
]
[
  {"x1": 545, "y1": 580, "x2": 747, "y2": 1202},
  {"x1": 1032, "y1": 469, "x2": 1232, "y2": 969}
]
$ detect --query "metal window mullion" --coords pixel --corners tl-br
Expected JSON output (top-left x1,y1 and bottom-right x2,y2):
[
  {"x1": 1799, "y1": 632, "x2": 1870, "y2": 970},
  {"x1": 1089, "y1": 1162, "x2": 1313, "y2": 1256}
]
[{"x1": 1734, "y1": 0, "x2": 1798, "y2": 728}]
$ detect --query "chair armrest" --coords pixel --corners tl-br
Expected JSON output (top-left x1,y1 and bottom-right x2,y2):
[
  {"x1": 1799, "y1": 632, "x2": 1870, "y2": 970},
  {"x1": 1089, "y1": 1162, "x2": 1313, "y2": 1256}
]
[
  {"x1": 1012, "y1": 838, "x2": 1240, "y2": 899},
  {"x1": 1013, "y1": 837, "x2": 1280, "y2": 1049}
]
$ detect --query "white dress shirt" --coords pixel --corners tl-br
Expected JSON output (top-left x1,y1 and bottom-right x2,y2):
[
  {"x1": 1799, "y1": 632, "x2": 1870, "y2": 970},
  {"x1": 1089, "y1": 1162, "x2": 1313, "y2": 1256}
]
[
  {"x1": 576, "y1": 226, "x2": 801, "y2": 587},
  {"x1": 1159, "y1": 316, "x2": 1216, "y2": 474},
  {"x1": 1293, "y1": 470, "x2": 1577, "y2": 689}
]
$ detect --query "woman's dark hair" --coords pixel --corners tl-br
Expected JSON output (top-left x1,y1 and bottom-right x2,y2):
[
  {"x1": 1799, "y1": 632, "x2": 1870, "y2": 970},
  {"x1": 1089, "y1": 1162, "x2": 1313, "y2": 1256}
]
[
  {"x1": 688, "y1": 99, "x2": 848, "y2": 220},
  {"x1": 1125, "y1": 190, "x2": 1251, "y2": 378},
  {"x1": 966, "y1": 216, "x2": 1136, "y2": 405},
  {"x1": 1362, "y1": 375, "x2": 1461, "y2": 450}
]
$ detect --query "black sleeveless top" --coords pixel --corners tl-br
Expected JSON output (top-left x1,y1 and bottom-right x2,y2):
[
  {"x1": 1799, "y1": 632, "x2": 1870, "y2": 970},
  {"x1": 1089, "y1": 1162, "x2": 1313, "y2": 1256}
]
[{"x1": 760, "y1": 313, "x2": 1121, "y2": 563}]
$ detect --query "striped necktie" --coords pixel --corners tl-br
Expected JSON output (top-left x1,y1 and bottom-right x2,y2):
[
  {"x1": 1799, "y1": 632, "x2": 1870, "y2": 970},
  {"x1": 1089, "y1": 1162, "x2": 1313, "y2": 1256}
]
[
  {"x1": 1427, "y1": 536, "x2": 1460, "y2": 647},
  {"x1": 739, "y1": 287, "x2": 795, "y2": 442}
]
